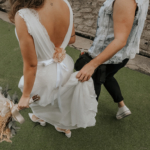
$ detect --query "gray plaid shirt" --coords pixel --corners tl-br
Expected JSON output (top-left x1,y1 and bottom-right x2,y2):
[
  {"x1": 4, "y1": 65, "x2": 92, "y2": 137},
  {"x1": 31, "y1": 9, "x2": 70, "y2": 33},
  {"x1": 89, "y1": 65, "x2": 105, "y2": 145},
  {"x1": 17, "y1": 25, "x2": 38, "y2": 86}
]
[{"x1": 88, "y1": 0, "x2": 149, "y2": 64}]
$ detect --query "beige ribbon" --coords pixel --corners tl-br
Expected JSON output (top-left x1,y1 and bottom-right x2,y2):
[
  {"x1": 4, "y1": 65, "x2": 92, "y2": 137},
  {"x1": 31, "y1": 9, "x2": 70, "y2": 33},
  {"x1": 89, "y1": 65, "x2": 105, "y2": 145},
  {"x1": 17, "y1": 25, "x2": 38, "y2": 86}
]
[
  {"x1": 0, "y1": 94, "x2": 38, "y2": 124},
  {"x1": 7, "y1": 101, "x2": 25, "y2": 124}
]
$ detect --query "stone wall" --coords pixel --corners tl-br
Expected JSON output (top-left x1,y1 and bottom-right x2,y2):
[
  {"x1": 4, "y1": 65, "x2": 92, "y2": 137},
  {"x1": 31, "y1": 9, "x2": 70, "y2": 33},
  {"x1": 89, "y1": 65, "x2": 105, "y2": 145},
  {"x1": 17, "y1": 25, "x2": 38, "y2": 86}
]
[
  {"x1": 0, "y1": 0, "x2": 150, "y2": 56},
  {"x1": 0, "y1": 0, "x2": 10, "y2": 12},
  {"x1": 140, "y1": 6, "x2": 150, "y2": 57},
  {"x1": 68, "y1": 0, "x2": 104, "y2": 37}
]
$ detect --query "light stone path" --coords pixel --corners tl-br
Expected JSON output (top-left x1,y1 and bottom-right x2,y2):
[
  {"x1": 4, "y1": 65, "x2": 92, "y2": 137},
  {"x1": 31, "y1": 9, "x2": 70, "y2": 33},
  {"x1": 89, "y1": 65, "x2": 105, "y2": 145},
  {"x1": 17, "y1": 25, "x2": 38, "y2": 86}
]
[
  {"x1": 0, "y1": 11, "x2": 11, "y2": 23},
  {"x1": 0, "y1": 11, "x2": 150, "y2": 76}
]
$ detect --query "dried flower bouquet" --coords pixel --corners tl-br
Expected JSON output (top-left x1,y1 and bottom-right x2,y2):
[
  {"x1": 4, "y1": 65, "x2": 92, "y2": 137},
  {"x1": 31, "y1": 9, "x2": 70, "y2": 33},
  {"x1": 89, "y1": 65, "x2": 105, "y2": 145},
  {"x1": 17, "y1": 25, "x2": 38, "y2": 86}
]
[{"x1": 0, "y1": 85, "x2": 40, "y2": 143}]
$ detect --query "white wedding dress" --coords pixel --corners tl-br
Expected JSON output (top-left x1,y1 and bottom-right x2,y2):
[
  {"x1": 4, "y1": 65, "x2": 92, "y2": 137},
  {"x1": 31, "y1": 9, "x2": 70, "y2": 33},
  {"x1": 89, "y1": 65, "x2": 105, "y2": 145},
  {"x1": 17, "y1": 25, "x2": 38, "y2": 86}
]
[{"x1": 15, "y1": 0, "x2": 98, "y2": 130}]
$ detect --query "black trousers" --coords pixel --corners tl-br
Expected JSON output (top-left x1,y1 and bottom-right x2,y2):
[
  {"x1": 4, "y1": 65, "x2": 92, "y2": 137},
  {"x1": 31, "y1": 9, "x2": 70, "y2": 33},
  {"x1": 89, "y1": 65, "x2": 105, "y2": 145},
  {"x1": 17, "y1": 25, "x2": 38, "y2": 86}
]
[{"x1": 92, "y1": 59, "x2": 129, "y2": 103}]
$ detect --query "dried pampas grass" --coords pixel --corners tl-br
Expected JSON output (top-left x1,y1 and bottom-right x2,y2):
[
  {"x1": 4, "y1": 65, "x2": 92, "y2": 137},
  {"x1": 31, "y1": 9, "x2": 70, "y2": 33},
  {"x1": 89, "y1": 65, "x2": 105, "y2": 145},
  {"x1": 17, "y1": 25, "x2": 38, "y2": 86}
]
[
  {"x1": 0, "y1": 85, "x2": 19, "y2": 143},
  {"x1": 0, "y1": 85, "x2": 40, "y2": 143},
  {"x1": 0, "y1": 111, "x2": 12, "y2": 143}
]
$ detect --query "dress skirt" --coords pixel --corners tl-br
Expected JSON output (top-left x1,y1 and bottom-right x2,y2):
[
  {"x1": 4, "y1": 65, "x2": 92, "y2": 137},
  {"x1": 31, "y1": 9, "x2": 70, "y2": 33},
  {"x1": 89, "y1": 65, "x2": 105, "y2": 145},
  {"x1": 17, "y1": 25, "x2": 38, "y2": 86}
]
[{"x1": 18, "y1": 54, "x2": 98, "y2": 130}]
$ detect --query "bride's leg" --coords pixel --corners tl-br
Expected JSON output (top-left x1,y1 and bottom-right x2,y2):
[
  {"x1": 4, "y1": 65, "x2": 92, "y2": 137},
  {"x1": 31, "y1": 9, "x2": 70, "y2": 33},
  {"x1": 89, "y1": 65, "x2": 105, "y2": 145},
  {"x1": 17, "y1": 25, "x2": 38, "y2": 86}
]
[
  {"x1": 55, "y1": 127, "x2": 71, "y2": 134},
  {"x1": 29, "y1": 113, "x2": 46, "y2": 126},
  {"x1": 32, "y1": 114, "x2": 45, "y2": 122},
  {"x1": 55, "y1": 126, "x2": 71, "y2": 138}
]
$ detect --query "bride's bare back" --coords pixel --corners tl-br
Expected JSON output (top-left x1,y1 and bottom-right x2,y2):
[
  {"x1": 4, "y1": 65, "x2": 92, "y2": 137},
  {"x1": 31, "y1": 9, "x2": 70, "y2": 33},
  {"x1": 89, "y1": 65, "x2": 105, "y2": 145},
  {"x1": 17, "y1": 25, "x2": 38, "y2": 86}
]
[
  {"x1": 15, "y1": 0, "x2": 75, "y2": 101},
  {"x1": 37, "y1": 0, "x2": 71, "y2": 47}
]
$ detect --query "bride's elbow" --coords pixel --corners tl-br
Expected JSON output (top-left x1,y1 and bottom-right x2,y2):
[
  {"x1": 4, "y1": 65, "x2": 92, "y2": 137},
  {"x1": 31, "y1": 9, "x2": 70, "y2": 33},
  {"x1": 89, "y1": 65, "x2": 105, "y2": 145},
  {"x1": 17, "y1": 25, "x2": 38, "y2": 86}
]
[
  {"x1": 29, "y1": 64, "x2": 37, "y2": 68},
  {"x1": 24, "y1": 62, "x2": 37, "y2": 70}
]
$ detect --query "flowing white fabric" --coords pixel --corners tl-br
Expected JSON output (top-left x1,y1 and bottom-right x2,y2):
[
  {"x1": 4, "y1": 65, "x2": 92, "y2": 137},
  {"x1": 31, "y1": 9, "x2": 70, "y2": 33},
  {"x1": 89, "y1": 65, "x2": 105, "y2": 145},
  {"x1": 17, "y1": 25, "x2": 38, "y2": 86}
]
[
  {"x1": 38, "y1": 59, "x2": 69, "y2": 111},
  {"x1": 16, "y1": 0, "x2": 98, "y2": 130}
]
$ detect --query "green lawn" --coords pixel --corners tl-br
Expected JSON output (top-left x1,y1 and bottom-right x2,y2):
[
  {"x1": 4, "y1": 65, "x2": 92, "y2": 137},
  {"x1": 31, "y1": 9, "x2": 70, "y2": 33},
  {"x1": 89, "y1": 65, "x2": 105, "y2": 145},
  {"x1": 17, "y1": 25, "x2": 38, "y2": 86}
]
[{"x1": 0, "y1": 19, "x2": 150, "y2": 150}]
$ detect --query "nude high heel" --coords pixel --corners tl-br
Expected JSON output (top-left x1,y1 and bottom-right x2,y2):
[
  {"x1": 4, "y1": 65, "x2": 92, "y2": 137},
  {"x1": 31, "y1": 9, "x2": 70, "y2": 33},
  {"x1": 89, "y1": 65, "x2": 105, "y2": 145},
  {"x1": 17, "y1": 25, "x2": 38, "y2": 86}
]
[
  {"x1": 29, "y1": 113, "x2": 46, "y2": 126},
  {"x1": 54, "y1": 126, "x2": 71, "y2": 138}
]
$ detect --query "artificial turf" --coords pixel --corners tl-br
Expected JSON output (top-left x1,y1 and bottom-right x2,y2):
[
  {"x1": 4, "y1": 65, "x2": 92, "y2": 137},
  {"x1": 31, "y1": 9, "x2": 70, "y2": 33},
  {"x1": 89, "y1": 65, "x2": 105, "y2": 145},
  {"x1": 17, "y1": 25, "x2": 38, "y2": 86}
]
[{"x1": 0, "y1": 19, "x2": 150, "y2": 150}]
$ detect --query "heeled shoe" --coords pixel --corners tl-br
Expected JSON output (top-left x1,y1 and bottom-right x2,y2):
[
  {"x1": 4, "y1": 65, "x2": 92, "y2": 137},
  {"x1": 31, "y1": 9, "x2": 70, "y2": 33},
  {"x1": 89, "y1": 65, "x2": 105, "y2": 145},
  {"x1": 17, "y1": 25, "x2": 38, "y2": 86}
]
[
  {"x1": 28, "y1": 113, "x2": 46, "y2": 126},
  {"x1": 54, "y1": 126, "x2": 71, "y2": 138}
]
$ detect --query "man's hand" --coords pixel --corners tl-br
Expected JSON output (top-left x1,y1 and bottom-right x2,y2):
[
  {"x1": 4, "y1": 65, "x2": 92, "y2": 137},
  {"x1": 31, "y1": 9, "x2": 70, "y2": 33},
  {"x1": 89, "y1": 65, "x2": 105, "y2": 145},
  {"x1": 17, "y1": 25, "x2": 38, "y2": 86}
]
[{"x1": 76, "y1": 62, "x2": 96, "y2": 82}]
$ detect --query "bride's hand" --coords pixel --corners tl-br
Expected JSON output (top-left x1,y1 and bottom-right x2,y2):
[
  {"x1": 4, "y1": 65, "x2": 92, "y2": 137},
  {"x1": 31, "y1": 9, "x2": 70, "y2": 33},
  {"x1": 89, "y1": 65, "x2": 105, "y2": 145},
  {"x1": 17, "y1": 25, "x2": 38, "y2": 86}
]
[{"x1": 18, "y1": 95, "x2": 30, "y2": 110}]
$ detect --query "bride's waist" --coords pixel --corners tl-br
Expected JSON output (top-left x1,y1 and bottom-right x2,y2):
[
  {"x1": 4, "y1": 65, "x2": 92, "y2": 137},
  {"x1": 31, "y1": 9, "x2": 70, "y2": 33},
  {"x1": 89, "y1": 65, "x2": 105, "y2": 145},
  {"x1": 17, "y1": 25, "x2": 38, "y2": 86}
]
[{"x1": 37, "y1": 54, "x2": 72, "y2": 64}]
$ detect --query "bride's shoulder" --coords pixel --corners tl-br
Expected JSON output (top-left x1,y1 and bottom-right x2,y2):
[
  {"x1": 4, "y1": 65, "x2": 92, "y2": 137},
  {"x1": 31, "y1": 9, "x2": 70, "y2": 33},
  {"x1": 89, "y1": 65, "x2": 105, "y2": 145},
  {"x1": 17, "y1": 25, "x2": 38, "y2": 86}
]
[
  {"x1": 15, "y1": 8, "x2": 31, "y2": 24},
  {"x1": 15, "y1": 8, "x2": 30, "y2": 18},
  {"x1": 15, "y1": 8, "x2": 31, "y2": 27}
]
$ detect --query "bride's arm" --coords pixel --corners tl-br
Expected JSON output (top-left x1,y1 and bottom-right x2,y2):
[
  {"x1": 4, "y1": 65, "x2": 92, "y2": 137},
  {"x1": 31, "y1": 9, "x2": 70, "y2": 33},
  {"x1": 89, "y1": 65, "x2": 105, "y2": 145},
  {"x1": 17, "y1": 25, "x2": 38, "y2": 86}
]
[
  {"x1": 15, "y1": 14, "x2": 37, "y2": 110},
  {"x1": 68, "y1": 24, "x2": 76, "y2": 44}
]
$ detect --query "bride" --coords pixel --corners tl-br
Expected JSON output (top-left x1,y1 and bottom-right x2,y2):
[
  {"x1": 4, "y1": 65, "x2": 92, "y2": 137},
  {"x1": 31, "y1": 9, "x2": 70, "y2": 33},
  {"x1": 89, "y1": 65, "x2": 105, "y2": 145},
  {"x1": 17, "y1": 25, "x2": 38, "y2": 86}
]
[{"x1": 9, "y1": 0, "x2": 98, "y2": 138}]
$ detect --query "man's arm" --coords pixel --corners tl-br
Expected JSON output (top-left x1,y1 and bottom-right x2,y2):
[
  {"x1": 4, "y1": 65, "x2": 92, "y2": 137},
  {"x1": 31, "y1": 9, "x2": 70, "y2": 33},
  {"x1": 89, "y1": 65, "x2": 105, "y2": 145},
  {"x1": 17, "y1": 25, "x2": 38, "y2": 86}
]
[{"x1": 76, "y1": 0, "x2": 137, "y2": 82}]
